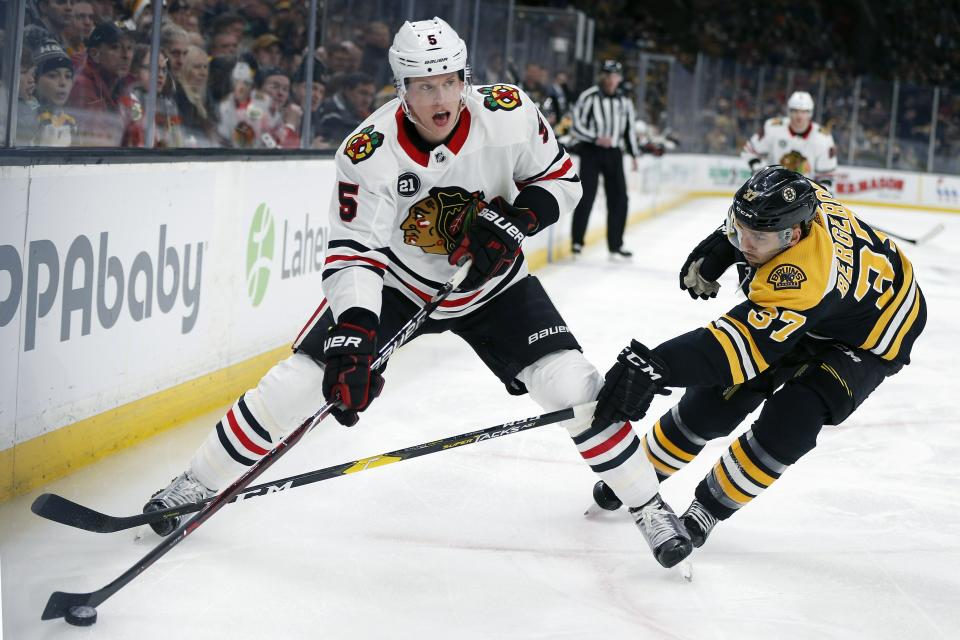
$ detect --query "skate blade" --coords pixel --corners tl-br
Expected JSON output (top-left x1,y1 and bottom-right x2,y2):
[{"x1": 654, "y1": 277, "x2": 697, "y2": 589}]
[{"x1": 676, "y1": 559, "x2": 693, "y2": 582}]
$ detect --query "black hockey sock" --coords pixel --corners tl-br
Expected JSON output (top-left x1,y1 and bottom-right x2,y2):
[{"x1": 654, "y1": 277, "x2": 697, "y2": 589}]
[
  {"x1": 695, "y1": 428, "x2": 789, "y2": 521},
  {"x1": 641, "y1": 406, "x2": 708, "y2": 482}
]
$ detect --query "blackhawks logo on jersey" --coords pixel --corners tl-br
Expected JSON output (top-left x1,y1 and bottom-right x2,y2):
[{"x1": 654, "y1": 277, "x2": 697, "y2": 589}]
[
  {"x1": 767, "y1": 263, "x2": 807, "y2": 290},
  {"x1": 401, "y1": 186, "x2": 484, "y2": 255},
  {"x1": 478, "y1": 85, "x2": 522, "y2": 111},
  {"x1": 344, "y1": 125, "x2": 384, "y2": 164},
  {"x1": 779, "y1": 150, "x2": 811, "y2": 176}
]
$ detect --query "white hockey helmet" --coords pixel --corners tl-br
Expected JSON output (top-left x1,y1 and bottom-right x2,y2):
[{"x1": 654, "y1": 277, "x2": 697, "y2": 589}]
[
  {"x1": 389, "y1": 17, "x2": 470, "y2": 111},
  {"x1": 787, "y1": 91, "x2": 815, "y2": 112}
]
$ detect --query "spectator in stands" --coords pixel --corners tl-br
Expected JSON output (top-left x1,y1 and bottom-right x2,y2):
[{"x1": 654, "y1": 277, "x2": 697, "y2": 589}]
[
  {"x1": 543, "y1": 70, "x2": 574, "y2": 126},
  {"x1": 252, "y1": 33, "x2": 282, "y2": 70},
  {"x1": 89, "y1": 0, "x2": 115, "y2": 22},
  {"x1": 291, "y1": 59, "x2": 326, "y2": 147},
  {"x1": 315, "y1": 71, "x2": 374, "y2": 144},
  {"x1": 217, "y1": 60, "x2": 263, "y2": 147},
  {"x1": 520, "y1": 62, "x2": 548, "y2": 109},
  {"x1": 33, "y1": 0, "x2": 74, "y2": 45},
  {"x1": 161, "y1": 23, "x2": 191, "y2": 79},
  {"x1": 210, "y1": 30, "x2": 240, "y2": 58},
  {"x1": 175, "y1": 44, "x2": 217, "y2": 146},
  {"x1": 207, "y1": 55, "x2": 239, "y2": 108},
  {"x1": 253, "y1": 65, "x2": 301, "y2": 148},
  {"x1": 324, "y1": 41, "x2": 363, "y2": 95},
  {"x1": 208, "y1": 12, "x2": 247, "y2": 45},
  {"x1": 15, "y1": 47, "x2": 39, "y2": 145},
  {"x1": 360, "y1": 21, "x2": 392, "y2": 89},
  {"x1": 121, "y1": 44, "x2": 183, "y2": 148},
  {"x1": 27, "y1": 39, "x2": 78, "y2": 146},
  {"x1": 62, "y1": 1, "x2": 94, "y2": 66},
  {"x1": 168, "y1": 0, "x2": 201, "y2": 33},
  {"x1": 68, "y1": 22, "x2": 133, "y2": 146}
]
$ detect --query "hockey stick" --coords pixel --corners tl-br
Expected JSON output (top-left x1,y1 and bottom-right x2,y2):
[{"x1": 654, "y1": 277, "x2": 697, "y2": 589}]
[
  {"x1": 870, "y1": 222, "x2": 944, "y2": 245},
  {"x1": 41, "y1": 262, "x2": 472, "y2": 623},
  {"x1": 32, "y1": 402, "x2": 595, "y2": 534}
]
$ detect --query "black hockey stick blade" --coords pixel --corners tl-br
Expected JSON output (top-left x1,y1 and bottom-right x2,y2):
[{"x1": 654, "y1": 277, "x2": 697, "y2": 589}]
[
  {"x1": 42, "y1": 590, "x2": 100, "y2": 621},
  {"x1": 32, "y1": 401, "x2": 596, "y2": 534},
  {"x1": 31, "y1": 492, "x2": 192, "y2": 534}
]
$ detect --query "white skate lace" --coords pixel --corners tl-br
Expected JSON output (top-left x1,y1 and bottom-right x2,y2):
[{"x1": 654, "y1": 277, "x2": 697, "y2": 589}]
[
  {"x1": 152, "y1": 472, "x2": 215, "y2": 507},
  {"x1": 632, "y1": 500, "x2": 689, "y2": 549},
  {"x1": 684, "y1": 500, "x2": 718, "y2": 535}
]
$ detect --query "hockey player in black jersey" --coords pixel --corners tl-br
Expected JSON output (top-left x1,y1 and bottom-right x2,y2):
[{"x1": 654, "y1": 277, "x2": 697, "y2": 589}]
[{"x1": 590, "y1": 166, "x2": 926, "y2": 552}]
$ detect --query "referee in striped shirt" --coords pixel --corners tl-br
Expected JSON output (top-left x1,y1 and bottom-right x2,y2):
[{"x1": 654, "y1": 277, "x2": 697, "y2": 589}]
[{"x1": 570, "y1": 60, "x2": 640, "y2": 258}]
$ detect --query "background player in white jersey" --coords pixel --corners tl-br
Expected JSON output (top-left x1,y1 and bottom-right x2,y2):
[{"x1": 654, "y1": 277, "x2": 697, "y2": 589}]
[
  {"x1": 742, "y1": 91, "x2": 837, "y2": 188},
  {"x1": 144, "y1": 17, "x2": 691, "y2": 568}
]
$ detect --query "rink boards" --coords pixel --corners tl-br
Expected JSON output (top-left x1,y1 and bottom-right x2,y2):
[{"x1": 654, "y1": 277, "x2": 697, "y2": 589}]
[{"x1": 1, "y1": 153, "x2": 957, "y2": 501}]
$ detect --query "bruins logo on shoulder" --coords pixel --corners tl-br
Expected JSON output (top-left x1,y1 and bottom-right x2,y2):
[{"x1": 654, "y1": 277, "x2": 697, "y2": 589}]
[
  {"x1": 767, "y1": 264, "x2": 807, "y2": 290},
  {"x1": 478, "y1": 85, "x2": 522, "y2": 111},
  {"x1": 344, "y1": 125, "x2": 384, "y2": 164}
]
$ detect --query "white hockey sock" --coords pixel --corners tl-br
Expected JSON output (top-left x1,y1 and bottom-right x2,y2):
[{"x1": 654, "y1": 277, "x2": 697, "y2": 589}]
[
  {"x1": 189, "y1": 352, "x2": 326, "y2": 490},
  {"x1": 518, "y1": 349, "x2": 660, "y2": 508},
  {"x1": 567, "y1": 419, "x2": 660, "y2": 508}
]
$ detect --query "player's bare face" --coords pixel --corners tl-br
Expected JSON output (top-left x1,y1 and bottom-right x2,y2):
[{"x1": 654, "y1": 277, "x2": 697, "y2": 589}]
[
  {"x1": 732, "y1": 220, "x2": 800, "y2": 267},
  {"x1": 789, "y1": 108, "x2": 812, "y2": 133},
  {"x1": 406, "y1": 72, "x2": 464, "y2": 143}
]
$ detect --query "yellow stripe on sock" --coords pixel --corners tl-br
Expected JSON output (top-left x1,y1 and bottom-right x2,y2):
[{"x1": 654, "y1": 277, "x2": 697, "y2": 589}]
[
  {"x1": 653, "y1": 420, "x2": 695, "y2": 462},
  {"x1": 714, "y1": 462, "x2": 753, "y2": 505},
  {"x1": 730, "y1": 439, "x2": 777, "y2": 487},
  {"x1": 642, "y1": 437, "x2": 679, "y2": 476}
]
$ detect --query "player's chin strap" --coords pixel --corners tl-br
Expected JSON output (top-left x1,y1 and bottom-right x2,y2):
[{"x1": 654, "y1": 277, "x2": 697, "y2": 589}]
[{"x1": 40, "y1": 261, "x2": 473, "y2": 624}]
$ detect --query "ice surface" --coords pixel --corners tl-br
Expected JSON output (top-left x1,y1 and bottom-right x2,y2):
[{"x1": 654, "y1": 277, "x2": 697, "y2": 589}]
[{"x1": 2, "y1": 198, "x2": 958, "y2": 639}]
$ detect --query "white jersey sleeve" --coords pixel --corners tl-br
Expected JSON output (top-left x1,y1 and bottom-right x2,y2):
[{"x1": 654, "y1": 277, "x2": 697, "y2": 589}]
[
  {"x1": 511, "y1": 89, "x2": 581, "y2": 225},
  {"x1": 741, "y1": 118, "x2": 775, "y2": 167},
  {"x1": 323, "y1": 136, "x2": 397, "y2": 320}
]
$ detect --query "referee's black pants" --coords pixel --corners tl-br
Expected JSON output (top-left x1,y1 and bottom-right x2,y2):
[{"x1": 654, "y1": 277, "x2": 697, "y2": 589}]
[{"x1": 571, "y1": 144, "x2": 628, "y2": 251}]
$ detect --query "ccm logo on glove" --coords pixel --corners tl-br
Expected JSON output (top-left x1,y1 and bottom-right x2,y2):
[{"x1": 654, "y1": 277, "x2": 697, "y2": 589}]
[
  {"x1": 478, "y1": 208, "x2": 527, "y2": 243},
  {"x1": 624, "y1": 351, "x2": 664, "y2": 381},
  {"x1": 324, "y1": 335, "x2": 363, "y2": 350}
]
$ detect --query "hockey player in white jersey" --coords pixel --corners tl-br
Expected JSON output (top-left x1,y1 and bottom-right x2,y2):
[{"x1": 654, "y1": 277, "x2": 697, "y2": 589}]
[
  {"x1": 144, "y1": 17, "x2": 691, "y2": 568},
  {"x1": 741, "y1": 91, "x2": 837, "y2": 188}
]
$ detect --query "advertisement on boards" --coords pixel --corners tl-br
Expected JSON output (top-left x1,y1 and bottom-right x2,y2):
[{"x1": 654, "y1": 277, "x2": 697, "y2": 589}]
[{"x1": 11, "y1": 164, "x2": 215, "y2": 443}]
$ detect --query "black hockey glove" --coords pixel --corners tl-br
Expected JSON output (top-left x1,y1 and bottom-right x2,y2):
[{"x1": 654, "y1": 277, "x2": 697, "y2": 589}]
[
  {"x1": 321, "y1": 308, "x2": 384, "y2": 427},
  {"x1": 593, "y1": 340, "x2": 671, "y2": 429},
  {"x1": 678, "y1": 225, "x2": 739, "y2": 300},
  {"x1": 449, "y1": 196, "x2": 538, "y2": 290}
]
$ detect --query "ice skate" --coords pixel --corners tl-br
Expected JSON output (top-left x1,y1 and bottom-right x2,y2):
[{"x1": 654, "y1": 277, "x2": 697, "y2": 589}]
[
  {"x1": 630, "y1": 494, "x2": 693, "y2": 568},
  {"x1": 143, "y1": 471, "x2": 216, "y2": 536},
  {"x1": 680, "y1": 499, "x2": 718, "y2": 548}
]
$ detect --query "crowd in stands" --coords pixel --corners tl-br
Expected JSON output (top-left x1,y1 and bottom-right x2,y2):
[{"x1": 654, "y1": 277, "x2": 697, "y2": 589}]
[
  {"x1": 3, "y1": 0, "x2": 958, "y2": 174},
  {"x1": 10, "y1": 0, "x2": 397, "y2": 149}
]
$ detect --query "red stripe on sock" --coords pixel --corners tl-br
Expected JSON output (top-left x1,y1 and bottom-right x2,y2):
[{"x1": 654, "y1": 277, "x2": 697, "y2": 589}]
[
  {"x1": 580, "y1": 422, "x2": 633, "y2": 459},
  {"x1": 227, "y1": 408, "x2": 269, "y2": 456}
]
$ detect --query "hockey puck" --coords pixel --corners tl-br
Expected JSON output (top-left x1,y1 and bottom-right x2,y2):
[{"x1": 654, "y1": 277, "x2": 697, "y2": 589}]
[
  {"x1": 592, "y1": 480, "x2": 623, "y2": 511},
  {"x1": 65, "y1": 605, "x2": 97, "y2": 626}
]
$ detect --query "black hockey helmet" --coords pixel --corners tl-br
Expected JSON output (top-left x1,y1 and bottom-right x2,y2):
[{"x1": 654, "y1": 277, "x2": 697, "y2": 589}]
[
  {"x1": 600, "y1": 59, "x2": 623, "y2": 75},
  {"x1": 730, "y1": 166, "x2": 818, "y2": 232}
]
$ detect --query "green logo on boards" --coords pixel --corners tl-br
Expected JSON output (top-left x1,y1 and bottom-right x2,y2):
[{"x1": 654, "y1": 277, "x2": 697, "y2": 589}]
[{"x1": 246, "y1": 203, "x2": 275, "y2": 306}]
